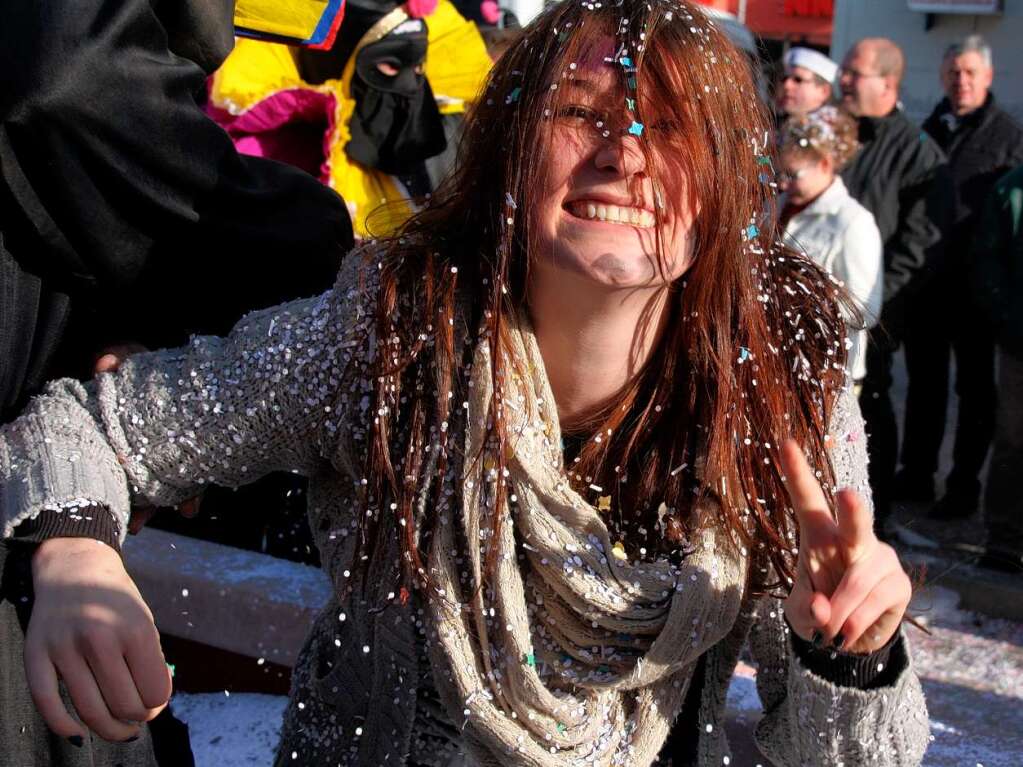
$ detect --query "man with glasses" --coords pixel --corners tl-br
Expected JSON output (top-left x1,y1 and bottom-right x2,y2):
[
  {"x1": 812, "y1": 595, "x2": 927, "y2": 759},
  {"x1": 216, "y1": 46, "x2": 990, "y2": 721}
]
[
  {"x1": 897, "y1": 36, "x2": 1023, "y2": 522},
  {"x1": 837, "y1": 37, "x2": 953, "y2": 536},
  {"x1": 775, "y1": 46, "x2": 837, "y2": 120}
]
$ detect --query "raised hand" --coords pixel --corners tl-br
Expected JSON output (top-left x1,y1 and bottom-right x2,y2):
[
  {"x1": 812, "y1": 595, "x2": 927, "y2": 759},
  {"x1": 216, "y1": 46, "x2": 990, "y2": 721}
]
[
  {"x1": 780, "y1": 439, "x2": 912, "y2": 655},
  {"x1": 26, "y1": 538, "x2": 171, "y2": 742}
]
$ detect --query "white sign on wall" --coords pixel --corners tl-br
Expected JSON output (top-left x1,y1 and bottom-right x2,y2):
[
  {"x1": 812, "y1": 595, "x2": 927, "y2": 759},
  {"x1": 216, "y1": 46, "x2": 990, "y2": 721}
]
[{"x1": 907, "y1": 0, "x2": 1003, "y2": 13}]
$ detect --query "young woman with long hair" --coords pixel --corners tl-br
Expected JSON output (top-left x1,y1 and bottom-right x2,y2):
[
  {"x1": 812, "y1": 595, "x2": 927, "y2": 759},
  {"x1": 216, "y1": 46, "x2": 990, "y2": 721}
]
[{"x1": 2, "y1": 1, "x2": 926, "y2": 764}]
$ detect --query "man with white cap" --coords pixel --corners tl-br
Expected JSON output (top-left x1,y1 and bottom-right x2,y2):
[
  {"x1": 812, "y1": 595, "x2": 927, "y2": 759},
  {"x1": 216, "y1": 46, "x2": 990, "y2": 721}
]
[{"x1": 776, "y1": 46, "x2": 838, "y2": 119}]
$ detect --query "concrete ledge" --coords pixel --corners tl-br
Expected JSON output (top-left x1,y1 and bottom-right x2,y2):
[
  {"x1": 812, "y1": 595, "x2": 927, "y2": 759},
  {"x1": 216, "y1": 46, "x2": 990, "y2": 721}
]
[
  {"x1": 122, "y1": 528, "x2": 331, "y2": 666},
  {"x1": 900, "y1": 548, "x2": 1023, "y2": 623}
]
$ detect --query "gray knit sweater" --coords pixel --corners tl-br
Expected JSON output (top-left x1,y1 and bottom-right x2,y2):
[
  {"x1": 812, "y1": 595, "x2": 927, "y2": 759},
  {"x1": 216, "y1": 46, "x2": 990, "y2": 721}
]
[{"x1": 0, "y1": 258, "x2": 929, "y2": 766}]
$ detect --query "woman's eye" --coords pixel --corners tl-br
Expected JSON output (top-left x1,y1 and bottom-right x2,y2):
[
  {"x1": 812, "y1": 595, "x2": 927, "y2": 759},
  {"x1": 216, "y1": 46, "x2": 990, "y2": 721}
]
[{"x1": 557, "y1": 105, "x2": 598, "y2": 123}]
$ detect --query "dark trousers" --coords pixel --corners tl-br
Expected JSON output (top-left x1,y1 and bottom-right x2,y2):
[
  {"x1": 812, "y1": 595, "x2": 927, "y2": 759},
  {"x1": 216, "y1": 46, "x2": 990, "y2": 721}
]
[
  {"x1": 0, "y1": 541, "x2": 192, "y2": 766},
  {"x1": 859, "y1": 340, "x2": 899, "y2": 525},
  {"x1": 985, "y1": 350, "x2": 1023, "y2": 553},
  {"x1": 901, "y1": 310, "x2": 996, "y2": 497}
]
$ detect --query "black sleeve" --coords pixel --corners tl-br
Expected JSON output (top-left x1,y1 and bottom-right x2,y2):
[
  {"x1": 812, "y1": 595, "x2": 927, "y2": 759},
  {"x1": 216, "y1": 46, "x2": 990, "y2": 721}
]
[
  {"x1": 790, "y1": 626, "x2": 905, "y2": 691},
  {"x1": 0, "y1": 0, "x2": 354, "y2": 382},
  {"x1": 880, "y1": 148, "x2": 954, "y2": 334},
  {"x1": 12, "y1": 507, "x2": 121, "y2": 553},
  {"x1": 970, "y1": 174, "x2": 1014, "y2": 334}
]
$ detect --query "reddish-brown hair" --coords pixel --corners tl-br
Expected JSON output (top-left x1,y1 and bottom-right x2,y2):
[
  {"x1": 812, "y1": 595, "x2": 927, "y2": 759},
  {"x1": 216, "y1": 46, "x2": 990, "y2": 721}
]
[{"x1": 358, "y1": 0, "x2": 848, "y2": 597}]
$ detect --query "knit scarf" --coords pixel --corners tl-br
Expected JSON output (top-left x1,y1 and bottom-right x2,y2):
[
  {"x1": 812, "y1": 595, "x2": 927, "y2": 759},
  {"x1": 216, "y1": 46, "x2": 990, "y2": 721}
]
[{"x1": 426, "y1": 312, "x2": 748, "y2": 766}]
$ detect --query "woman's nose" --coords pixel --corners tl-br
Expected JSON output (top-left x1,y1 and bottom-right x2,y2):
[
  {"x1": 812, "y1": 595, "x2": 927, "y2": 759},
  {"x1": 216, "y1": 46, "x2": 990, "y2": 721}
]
[{"x1": 594, "y1": 135, "x2": 647, "y2": 177}]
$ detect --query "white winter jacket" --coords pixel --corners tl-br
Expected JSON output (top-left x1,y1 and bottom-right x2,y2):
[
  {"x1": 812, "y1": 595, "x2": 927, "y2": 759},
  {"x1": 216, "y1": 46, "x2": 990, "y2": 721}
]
[{"x1": 783, "y1": 177, "x2": 883, "y2": 381}]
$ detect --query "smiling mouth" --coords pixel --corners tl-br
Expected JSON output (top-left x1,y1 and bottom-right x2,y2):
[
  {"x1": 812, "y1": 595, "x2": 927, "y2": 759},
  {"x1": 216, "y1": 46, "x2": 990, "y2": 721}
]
[{"x1": 567, "y1": 201, "x2": 656, "y2": 228}]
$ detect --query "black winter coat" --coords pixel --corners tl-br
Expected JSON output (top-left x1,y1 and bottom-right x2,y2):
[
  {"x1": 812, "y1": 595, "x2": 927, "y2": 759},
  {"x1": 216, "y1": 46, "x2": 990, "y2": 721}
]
[
  {"x1": 923, "y1": 93, "x2": 1023, "y2": 268},
  {"x1": 972, "y1": 164, "x2": 1023, "y2": 357},
  {"x1": 841, "y1": 108, "x2": 953, "y2": 340},
  {"x1": 0, "y1": 0, "x2": 355, "y2": 423}
]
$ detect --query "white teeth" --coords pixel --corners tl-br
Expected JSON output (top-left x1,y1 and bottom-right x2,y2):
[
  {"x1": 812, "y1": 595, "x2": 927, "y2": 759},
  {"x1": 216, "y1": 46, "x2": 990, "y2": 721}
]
[{"x1": 571, "y1": 201, "x2": 654, "y2": 227}]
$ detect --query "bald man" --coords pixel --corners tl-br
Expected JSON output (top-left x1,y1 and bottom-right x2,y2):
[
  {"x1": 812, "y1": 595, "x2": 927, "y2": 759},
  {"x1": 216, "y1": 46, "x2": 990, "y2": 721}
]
[{"x1": 837, "y1": 37, "x2": 953, "y2": 533}]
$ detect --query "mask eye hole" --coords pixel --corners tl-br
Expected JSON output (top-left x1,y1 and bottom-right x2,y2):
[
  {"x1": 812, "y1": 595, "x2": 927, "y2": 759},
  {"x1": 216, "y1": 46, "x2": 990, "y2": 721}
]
[{"x1": 374, "y1": 59, "x2": 401, "y2": 77}]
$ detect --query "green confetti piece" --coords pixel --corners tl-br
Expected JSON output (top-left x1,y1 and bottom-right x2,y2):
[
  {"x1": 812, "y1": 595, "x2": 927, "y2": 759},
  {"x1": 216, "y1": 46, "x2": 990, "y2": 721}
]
[
  {"x1": 166, "y1": 663, "x2": 176, "y2": 678},
  {"x1": 557, "y1": 723, "x2": 567, "y2": 733},
  {"x1": 756, "y1": 155, "x2": 772, "y2": 165},
  {"x1": 522, "y1": 652, "x2": 537, "y2": 668}
]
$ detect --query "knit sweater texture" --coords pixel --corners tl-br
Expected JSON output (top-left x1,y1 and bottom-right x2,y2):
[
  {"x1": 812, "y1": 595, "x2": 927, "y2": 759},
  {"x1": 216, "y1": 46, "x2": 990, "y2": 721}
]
[{"x1": 0, "y1": 255, "x2": 930, "y2": 766}]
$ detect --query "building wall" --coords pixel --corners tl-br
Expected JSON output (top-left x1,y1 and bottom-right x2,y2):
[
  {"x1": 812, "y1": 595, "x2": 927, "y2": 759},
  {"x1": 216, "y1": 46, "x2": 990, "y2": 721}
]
[{"x1": 831, "y1": 0, "x2": 1023, "y2": 123}]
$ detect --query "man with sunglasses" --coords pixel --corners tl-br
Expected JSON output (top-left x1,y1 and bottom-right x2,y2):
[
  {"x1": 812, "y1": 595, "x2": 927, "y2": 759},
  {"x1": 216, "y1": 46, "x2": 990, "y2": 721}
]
[
  {"x1": 775, "y1": 46, "x2": 837, "y2": 120},
  {"x1": 836, "y1": 37, "x2": 953, "y2": 537}
]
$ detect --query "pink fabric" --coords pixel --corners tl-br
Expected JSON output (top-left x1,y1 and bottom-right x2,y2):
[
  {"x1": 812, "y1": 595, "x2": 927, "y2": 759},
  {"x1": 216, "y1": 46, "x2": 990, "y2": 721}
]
[
  {"x1": 480, "y1": 0, "x2": 501, "y2": 25},
  {"x1": 405, "y1": 0, "x2": 439, "y2": 18},
  {"x1": 206, "y1": 88, "x2": 338, "y2": 182}
]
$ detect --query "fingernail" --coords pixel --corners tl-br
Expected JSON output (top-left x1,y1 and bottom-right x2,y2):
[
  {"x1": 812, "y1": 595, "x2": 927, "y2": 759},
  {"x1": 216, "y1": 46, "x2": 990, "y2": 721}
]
[
  {"x1": 122, "y1": 735, "x2": 140, "y2": 743},
  {"x1": 811, "y1": 630, "x2": 824, "y2": 648},
  {"x1": 833, "y1": 632, "x2": 846, "y2": 650},
  {"x1": 67, "y1": 735, "x2": 84, "y2": 748}
]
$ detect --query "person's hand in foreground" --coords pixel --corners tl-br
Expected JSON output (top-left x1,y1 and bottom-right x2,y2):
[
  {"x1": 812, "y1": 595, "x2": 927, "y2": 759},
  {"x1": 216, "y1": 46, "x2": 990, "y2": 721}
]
[
  {"x1": 27, "y1": 538, "x2": 171, "y2": 742},
  {"x1": 781, "y1": 439, "x2": 912, "y2": 655}
]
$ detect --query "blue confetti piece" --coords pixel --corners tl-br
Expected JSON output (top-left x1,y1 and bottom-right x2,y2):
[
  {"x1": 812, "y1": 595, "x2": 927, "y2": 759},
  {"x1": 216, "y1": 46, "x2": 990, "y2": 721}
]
[
  {"x1": 628, "y1": 121, "x2": 644, "y2": 136},
  {"x1": 620, "y1": 56, "x2": 633, "y2": 67},
  {"x1": 739, "y1": 347, "x2": 751, "y2": 362},
  {"x1": 746, "y1": 224, "x2": 759, "y2": 239},
  {"x1": 506, "y1": 87, "x2": 521, "y2": 104}
]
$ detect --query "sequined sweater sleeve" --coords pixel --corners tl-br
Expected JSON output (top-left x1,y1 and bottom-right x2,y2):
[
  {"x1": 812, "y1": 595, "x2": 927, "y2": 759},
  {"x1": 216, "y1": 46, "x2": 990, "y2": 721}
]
[
  {"x1": 0, "y1": 258, "x2": 373, "y2": 543},
  {"x1": 749, "y1": 386, "x2": 930, "y2": 766}
]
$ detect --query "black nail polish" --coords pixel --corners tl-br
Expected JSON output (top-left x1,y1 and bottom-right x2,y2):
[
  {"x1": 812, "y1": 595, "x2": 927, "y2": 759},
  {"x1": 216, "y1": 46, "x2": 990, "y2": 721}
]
[
  {"x1": 833, "y1": 632, "x2": 846, "y2": 650},
  {"x1": 67, "y1": 735, "x2": 84, "y2": 748},
  {"x1": 811, "y1": 630, "x2": 824, "y2": 648},
  {"x1": 121, "y1": 735, "x2": 139, "y2": 744}
]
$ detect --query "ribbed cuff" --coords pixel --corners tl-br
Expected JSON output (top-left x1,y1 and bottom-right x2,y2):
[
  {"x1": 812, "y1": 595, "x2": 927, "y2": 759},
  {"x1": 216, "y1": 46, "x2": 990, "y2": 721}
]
[
  {"x1": 790, "y1": 625, "x2": 904, "y2": 690},
  {"x1": 13, "y1": 506, "x2": 121, "y2": 553}
]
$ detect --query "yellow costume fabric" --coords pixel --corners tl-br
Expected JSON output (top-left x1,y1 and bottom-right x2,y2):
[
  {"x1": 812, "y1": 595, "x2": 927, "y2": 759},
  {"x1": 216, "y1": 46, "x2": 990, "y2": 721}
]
[
  {"x1": 234, "y1": 0, "x2": 341, "y2": 44},
  {"x1": 210, "y1": 0, "x2": 492, "y2": 238}
]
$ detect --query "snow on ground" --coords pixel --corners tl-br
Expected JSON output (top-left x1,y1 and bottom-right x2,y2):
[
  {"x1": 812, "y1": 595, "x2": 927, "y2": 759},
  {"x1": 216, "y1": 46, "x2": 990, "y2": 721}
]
[
  {"x1": 172, "y1": 692, "x2": 287, "y2": 767},
  {"x1": 173, "y1": 586, "x2": 1022, "y2": 766}
]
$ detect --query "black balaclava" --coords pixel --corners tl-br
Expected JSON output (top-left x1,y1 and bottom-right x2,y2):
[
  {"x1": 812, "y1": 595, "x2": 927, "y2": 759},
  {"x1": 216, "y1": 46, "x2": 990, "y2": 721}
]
[
  {"x1": 297, "y1": 5, "x2": 447, "y2": 174},
  {"x1": 346, "y1": 20, "x2": 446, "y2": 173}
]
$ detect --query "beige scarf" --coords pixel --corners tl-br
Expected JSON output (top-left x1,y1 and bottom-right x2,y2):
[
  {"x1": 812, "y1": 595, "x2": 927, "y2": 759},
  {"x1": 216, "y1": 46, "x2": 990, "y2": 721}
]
[{"x1": 426, "y1": 313, "x2": 748, "y2": 766}]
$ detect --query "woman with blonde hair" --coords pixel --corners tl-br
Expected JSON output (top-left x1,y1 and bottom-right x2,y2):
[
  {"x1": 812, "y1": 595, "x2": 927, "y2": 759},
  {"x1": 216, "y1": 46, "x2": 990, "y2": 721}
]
[
  {"x1": 3, "y1": 2, "x2": 925, "y2": 764},
  {"x1": 778, "y1": 106, "x2": 883, "y2": 385}
]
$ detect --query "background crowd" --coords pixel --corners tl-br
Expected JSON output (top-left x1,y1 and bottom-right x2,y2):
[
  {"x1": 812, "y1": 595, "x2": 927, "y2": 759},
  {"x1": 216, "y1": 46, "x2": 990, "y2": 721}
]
[{"x1": 772, "y1": 33, "x2": 1023, "y2": 574}]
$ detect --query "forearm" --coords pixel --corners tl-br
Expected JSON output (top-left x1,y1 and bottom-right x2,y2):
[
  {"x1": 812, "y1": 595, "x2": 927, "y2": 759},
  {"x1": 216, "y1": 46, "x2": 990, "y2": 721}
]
[{"x1": 752, "y1": 603, "x2": 929, "y2": 766}]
